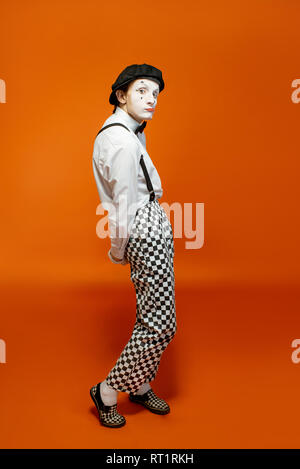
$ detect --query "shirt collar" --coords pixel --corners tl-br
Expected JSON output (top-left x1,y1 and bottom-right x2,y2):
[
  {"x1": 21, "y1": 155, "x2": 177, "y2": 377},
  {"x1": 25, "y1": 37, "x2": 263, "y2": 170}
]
[{"x1": 113, "y1": 106, "x2": 142, "y2": 133}]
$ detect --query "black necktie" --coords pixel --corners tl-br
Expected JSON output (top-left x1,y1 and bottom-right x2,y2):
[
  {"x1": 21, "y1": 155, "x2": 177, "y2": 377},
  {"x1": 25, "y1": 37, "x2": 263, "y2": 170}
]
[{"x1": 135, "y1": 121, "x2": 147, "y2": 134}]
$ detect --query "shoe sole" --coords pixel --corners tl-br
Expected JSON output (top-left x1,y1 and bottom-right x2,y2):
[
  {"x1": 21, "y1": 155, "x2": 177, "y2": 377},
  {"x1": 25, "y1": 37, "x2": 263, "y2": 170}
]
[
  {"x1": 90, "y1": 387, "x2": 126, "y2": 428},
  {"x1": 129, "y1": 395, "x2": 170, "y2": 415}
]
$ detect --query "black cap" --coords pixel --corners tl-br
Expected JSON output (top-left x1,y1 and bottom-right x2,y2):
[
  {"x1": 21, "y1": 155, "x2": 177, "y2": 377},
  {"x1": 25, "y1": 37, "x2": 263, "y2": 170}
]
[{"x1": 109, "y1": 63, "x2": 165, "y2": 106}]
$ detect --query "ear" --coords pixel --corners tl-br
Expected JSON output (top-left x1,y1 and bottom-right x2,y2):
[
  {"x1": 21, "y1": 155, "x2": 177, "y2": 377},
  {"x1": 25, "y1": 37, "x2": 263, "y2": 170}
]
[{"x1": 115, "y1": 89, "x2": 126, "y2": 104}]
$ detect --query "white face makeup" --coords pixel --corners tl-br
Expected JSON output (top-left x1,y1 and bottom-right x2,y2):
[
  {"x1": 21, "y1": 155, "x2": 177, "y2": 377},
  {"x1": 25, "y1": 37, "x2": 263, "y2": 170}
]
[{"x1": 117, "y1": 78, "x2": 160, "y2": 123}]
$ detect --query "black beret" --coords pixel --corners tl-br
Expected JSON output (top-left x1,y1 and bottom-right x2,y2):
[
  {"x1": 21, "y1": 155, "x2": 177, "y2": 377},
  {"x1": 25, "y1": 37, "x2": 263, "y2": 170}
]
[{"x1": 109, "y1": 63, "x2": 165, "y2": 106}]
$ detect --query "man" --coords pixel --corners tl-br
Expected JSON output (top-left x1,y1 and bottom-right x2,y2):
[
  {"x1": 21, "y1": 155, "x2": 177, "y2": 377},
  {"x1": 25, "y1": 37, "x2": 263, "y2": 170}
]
[{"x1": 91, "y1": 64, "x2": 177, "y2": 428}]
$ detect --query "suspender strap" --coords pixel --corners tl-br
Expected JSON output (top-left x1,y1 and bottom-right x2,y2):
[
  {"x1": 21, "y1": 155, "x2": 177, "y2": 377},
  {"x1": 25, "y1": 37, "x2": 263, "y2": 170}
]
[
  {"x1": 96, "y1": 122, "x2": 129, "y2": 137},
  {"x1": 139, "y1": 155, "x2": 155, "y2": 201},
  {"x1": 96, "y1": 123, "x2": 156, "y2": 202}
]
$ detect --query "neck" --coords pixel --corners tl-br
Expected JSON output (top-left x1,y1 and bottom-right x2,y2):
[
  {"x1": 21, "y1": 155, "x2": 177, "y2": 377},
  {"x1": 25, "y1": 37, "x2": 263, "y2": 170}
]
[{"x1": 118, "y1": 105, "x2": 143, "y2": 124}]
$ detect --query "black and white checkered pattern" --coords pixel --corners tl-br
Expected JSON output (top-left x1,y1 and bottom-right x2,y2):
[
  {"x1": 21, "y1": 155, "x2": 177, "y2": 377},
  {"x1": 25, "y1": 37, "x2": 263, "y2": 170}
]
[
  {"x1": 90, "y1": 383, "x2": 126, "y2": 428},
  {"x1": 105, "y1": 200, "x2": 177, "y2": 394},
  {"x1": 129, "y1": 389, "x2": 170, "y2": 414}
]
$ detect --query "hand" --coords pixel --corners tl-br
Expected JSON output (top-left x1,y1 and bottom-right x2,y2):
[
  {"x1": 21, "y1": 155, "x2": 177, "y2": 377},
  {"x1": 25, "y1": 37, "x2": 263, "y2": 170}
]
[
  {"x1": 110, "y1": 252, "x2": 123, "y2": 262},
  {"x1": 108, "y1": 249, "x2": 128, "y2": 265}
]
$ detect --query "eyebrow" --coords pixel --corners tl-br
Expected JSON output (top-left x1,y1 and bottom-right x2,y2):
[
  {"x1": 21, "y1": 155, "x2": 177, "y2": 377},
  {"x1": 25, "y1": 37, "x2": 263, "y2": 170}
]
[{"x1": 137, "y1": 81, "x2": 159, "y2": 93}]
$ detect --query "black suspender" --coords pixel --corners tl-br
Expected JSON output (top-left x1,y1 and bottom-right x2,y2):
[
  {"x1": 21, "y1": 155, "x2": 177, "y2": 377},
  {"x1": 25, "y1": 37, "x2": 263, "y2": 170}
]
[{"x1": 96, "y1": 123, "x2": 156, "y2": 202}]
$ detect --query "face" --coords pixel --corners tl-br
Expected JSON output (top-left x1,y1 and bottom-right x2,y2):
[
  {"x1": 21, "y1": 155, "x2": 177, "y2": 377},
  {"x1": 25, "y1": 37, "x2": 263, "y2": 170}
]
[{"x1": 116, "y1": 78, "x2": 160, "y2": 123}]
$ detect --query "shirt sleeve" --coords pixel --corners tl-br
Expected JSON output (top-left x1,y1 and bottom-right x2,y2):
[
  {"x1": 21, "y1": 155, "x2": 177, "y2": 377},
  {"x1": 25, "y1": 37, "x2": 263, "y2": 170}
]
[{"x1": 105, "y1": 137, "x2": 140, "y2": 260}]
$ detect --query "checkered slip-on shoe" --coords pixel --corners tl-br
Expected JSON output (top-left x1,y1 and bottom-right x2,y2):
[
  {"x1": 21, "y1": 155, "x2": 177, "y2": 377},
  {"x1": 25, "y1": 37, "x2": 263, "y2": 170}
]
[
  {"x1": 90, "y1": 382, "x2": 126, "y2": 428},
  {"x1": 129, "y1": 389, "x2": 170, "y2": 415}
]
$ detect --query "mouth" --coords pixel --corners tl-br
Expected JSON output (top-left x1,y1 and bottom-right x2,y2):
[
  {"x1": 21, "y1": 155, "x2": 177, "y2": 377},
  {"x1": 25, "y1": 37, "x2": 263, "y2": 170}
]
[{"x1": 145, "y1": 108, "x2": 154, "y2": 112}]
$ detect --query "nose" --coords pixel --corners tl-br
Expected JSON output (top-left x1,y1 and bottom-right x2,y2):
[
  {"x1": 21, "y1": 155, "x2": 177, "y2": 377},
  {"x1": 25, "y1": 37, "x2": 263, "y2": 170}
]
[{"x1": 147, "y1": 93, "x2": 156, "y2": 106}]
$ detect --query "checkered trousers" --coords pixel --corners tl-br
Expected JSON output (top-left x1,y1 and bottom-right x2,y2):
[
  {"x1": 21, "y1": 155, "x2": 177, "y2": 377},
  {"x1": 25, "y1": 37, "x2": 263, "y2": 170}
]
[{"x1": 105, "y1": 199, "x2": 177, "y2": 394}]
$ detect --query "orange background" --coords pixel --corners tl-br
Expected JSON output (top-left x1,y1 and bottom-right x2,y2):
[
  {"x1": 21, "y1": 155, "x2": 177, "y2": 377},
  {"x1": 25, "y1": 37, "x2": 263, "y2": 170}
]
[{"x1": 1, "y1": 0, "x2": 300, "y2": 449}]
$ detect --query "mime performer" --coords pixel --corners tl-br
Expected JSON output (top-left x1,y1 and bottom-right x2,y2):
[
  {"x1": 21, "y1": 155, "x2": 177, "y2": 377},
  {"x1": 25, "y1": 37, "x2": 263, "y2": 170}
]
[{"x1": 91, "y1": 64, "x2": 177, "y2": 428}]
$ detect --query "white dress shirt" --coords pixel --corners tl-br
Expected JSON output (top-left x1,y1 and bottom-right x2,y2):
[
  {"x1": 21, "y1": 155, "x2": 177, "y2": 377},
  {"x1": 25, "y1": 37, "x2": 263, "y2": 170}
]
[{"x1": 92, "y1": 106, "x2": 163, "y2": 264}]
